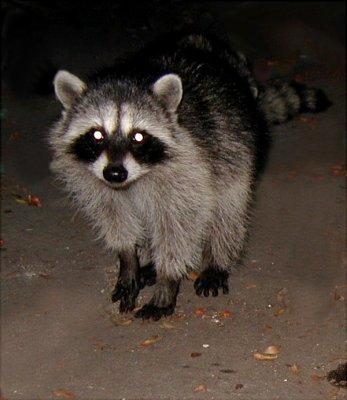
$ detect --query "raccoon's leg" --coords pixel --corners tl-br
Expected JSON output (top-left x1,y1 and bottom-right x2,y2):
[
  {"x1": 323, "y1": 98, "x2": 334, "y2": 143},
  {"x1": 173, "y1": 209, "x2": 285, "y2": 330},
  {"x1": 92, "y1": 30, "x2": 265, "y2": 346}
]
[
  {"x1": 194, "y1": 246, "x2": 229, "y2": 296},
  {"x1": 194, "y1": 266, "x2": 229, "y2": 297},
  {"x1": 111, "y1": 248, "x2": 141, "y2": 313},
  {"x1": 139, "y1": 264, "x2": 157, "y2": 289},
  {"x1": 136, "y1": 246, "x2": 157, "y2": 289},
  {"x1": 135, "y1": 277, "x2": 180, "y2": 321},
  {"x1": 194, "y1": 180, "x2": 250, "y2": 297}
]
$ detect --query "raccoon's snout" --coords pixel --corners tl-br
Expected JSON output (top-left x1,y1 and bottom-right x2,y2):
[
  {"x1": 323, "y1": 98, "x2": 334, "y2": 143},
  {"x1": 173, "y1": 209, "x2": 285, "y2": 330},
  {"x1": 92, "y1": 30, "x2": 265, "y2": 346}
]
[{"x1": 103, "y1": 164, "x2": 128, "y2": 183}]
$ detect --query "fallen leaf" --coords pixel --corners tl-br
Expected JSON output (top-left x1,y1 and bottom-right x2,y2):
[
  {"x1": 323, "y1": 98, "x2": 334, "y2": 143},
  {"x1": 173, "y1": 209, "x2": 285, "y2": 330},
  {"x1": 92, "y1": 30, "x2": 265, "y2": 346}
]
[
  {"x1": 266, "y1": 60, "x2": 279, "y2": 67},
  {"x1": 246, "y1": 284, "x2": 257, "y2": 289},
  {"x1": 52, "y1": 389, "x2": 77, "y2": 399},
  {"x1": 139, "y1": 335, "x2": 162, "y2": 347},
  {"x1": 27, "y1": 195, "x2": 43, "y2": 207},
  {"x1": 334, "y1": 285, "x2": 346, "y2": 302},
  {"x1": 5, "y1": 271, "x2": 19, "y2": 278},
  {"x1": 39, "y1": 272, "x2": 54, "y2": 280},
  {"x1": 15, "y1": 196, "x2": 27, "y2": 204},
  {"x1": 299, "y1": 116, "x2": 319, "y2": 123},
  {"x1": 191, "y1": 352, "x2": 202, "y2": 358},
  {"x1": 277, "y1": 288, "x2": 288, "y2": 303},
  {"x1": 160, "y1": 322, "x2": 175, "y2": 329},
  {"x1": 94, "y1": 343, "x2": 112, "y2": 350},
  {"x1": 274, "y1": 308, "x2": 286, "y2": 316},
  {"x1": 334, "y1": 290, "x2": 345, "y2": 301},
  {"x1": 287, "y1": 364, "x2": 300, "y2": 375},
  {"x1": 9, "y1": 131, "x2": 20, "y2": 142},
  {"x1": 195, "y1": 308, "x2": 206, "y2": 316},
  {"x1": 126, "y1": 348, "x2": 135, "y2": 353},
  {"x1": 15, "y1": 194, "x2": 43, "y2": 207},
  {"x1": 254, "y1": 352, "x2": 278, "y2": 361},
  {"x1": 218, "y1": 310, "x2": 233, "y2": 318},
  {"x1": 264, "y1": 345, "x2": 281, "y2": 355},
  {"x1": 327, "y1": 387, "x2": 341, "y2": 398},
  {"x1": 331, "y1": 165, "x2": 347, "y2": 177},
  {"x1": 311, "y1": 374, "x2": 325, "y2": 382},
  {"x1": 193, "y1": 384, "x2": 208, "y2": 393},
  {"x1": 115, "y1": 318, "x2": 133, "y2": 326}
]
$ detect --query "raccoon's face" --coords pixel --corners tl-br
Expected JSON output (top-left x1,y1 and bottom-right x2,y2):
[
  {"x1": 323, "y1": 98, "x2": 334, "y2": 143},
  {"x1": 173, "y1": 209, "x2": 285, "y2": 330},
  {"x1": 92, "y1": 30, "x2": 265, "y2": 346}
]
[{"x1": 52, "y1": 70, "x2": 183, "y2": 189}]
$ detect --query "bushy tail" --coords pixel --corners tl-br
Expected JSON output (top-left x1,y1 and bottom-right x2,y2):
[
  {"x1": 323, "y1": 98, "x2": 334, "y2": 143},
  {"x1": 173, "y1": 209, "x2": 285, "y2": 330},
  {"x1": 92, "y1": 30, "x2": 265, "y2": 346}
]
[{"x1": 258, "y1": 81, "x2": 332, "y2": 125}]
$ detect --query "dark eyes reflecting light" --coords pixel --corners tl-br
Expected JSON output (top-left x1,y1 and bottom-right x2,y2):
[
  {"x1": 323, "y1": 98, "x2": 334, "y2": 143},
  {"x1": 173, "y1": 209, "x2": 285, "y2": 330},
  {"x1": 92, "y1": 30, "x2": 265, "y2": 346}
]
[
  {"x1": 92, "y1": 130, "x2": 105, "y2": 142},
  {"x1": 131, "y1": 132, "x2": 147, "y2": 144},
  {"x1": 133, "y1": 132, "x2": 144, "y2": 143}
]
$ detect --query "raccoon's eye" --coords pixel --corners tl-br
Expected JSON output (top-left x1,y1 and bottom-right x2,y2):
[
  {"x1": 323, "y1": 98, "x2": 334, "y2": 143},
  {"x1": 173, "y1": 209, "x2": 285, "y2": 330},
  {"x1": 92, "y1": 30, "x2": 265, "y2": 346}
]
[
  {"x1": 131, "y1": 131, "x2": 147, "y2": 144},
  {"x1": 92, "y1": 129, "x2": 106, "y2": 142}
]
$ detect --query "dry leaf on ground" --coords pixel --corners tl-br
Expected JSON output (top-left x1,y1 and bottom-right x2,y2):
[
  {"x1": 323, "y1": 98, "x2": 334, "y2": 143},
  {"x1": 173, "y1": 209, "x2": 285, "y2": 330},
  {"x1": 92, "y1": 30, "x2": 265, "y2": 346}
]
[
  {"x1": 115, "y1": 318, "x2": 133, "y2": 326},
  {"x1": 193, "y1": 384, "x2": 208, "y2": 393},
  {"x1": 274, "y1": 308, "x2": 286, "y2": 316},
  {"x1": 15, "y1": 194, "x2": 43, "y2": 207},
  {"x1": 246, "y1": 284, "x2": 257, "y2": 289},
  {"x1": 27, "y1": 194, "x2": 43, "y2": 207},
  {"x1": 311, "y1": 374, "x2": 325, "y2": 382},
  {"x1": 52, "y1": 390, "x2": 77, "y2": 399},
  {"x1": 277, "y1": 288, "x2": 288, "y2": 303},
  {"x1": 254, "y1": 352, "x2": 278, "y2": 361},
  {"x1": 218, "y1": 310, "x2": 233, "y2": 318},
  {"x1": 254, "y1": 344, "x2": 281, "y2": 361},
  {"x1": 287, "y1": 364, "x2": 300, "y2": 374},
  {"x1": 160, "y1": 322, "x2": 176, "y2": 329},
  {"x1": 139, "y1": 335, "x2": 162, "y2": 347},
  {"x1": 264, "y1": 345, "x2": 281, "y2": 355}
]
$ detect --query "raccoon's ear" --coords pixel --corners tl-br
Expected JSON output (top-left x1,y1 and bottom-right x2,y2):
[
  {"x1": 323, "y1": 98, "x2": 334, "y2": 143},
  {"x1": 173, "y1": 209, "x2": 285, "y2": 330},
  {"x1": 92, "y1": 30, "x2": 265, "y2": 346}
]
[
  {"x1": 152, "y1": 74, "x2": 183, "y2": 112},
  {"x1": 53, "y1": 70, "x2": 86, "y2": 109}
]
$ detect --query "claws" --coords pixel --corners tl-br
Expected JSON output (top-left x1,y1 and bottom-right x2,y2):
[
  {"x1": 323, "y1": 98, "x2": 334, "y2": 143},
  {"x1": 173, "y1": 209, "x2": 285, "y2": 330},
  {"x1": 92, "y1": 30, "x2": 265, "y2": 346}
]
[
  {"x1": 111, "y1": 265, "x2": 157, "y2": 314},
  {"x1": 194, "y1": 268, "x2": 229, "y2": 297},
  {"x1": 111, "y1": 278, "x2": 140, "y2": 313},
  {"x1": 134, "y1": 302, "x2": 175, "y2": 321}
]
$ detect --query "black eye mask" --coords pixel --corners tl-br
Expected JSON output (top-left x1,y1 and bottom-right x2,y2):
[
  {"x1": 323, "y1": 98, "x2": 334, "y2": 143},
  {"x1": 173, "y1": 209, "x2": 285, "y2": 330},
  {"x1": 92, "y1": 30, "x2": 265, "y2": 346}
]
[{"x1": 69, "y1": 128, "x2": 108, "y2": 162}]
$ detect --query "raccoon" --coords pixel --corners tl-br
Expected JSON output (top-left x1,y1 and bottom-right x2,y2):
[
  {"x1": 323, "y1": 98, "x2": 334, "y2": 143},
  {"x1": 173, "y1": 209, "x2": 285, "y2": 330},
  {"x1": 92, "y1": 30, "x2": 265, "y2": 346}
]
[{"x1": 48, "y1": 33, "x2": 330, "y2": 320}]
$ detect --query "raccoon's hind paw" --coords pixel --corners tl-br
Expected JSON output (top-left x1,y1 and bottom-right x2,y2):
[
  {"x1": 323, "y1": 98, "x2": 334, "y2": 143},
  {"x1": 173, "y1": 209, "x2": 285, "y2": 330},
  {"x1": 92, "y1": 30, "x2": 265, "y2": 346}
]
[
  {"x1": 112, "y1": 279, "x2": 140, "y2": 313},
  {"x1": 139, "y1": 264, "x2": 157, "y2": 289},
  {"x1": 194, "y1": 267, "x2": 229, "y2": 297},
  {"x1": 134, "y1": 302, "x2": 175, "y2": 321}
]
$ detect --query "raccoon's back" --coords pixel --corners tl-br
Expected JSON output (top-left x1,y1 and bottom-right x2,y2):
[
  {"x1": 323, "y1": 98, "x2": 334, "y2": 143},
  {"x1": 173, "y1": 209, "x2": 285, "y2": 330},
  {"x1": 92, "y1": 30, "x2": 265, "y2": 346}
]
[{"x1": 93, "y1": 33, "x2": 261, "y2": 172}]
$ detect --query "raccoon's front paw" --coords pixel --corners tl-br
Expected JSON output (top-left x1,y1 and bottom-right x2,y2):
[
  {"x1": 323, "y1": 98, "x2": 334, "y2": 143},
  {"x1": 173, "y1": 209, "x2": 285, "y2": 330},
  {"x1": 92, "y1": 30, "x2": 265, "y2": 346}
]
[
  {"x1": 194, "y1": 268, "x2": 229, "y2": 297},
  {"x1": 139, "y1": 264, "x2": 157, "y2": 289},
  {"x1": 134, "y1": 302, "x2": 175, "y2": 321},
  {"x1": 112, "y1": 279, "x2": 140, "y2": 313}
]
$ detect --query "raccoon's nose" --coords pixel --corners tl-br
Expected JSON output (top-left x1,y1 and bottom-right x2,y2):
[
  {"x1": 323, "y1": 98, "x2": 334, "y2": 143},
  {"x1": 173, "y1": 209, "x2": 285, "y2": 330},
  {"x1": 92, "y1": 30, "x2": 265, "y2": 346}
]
[{"x1": 103, "y1": 164, "x2": 128, "y2": 183}]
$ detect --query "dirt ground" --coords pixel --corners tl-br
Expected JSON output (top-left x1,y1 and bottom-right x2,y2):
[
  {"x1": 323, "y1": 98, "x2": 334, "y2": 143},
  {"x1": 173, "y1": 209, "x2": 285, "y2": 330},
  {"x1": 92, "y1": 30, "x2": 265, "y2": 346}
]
[{"x1": 1, "y1": 2, "x2": 346, "y2": 399}]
